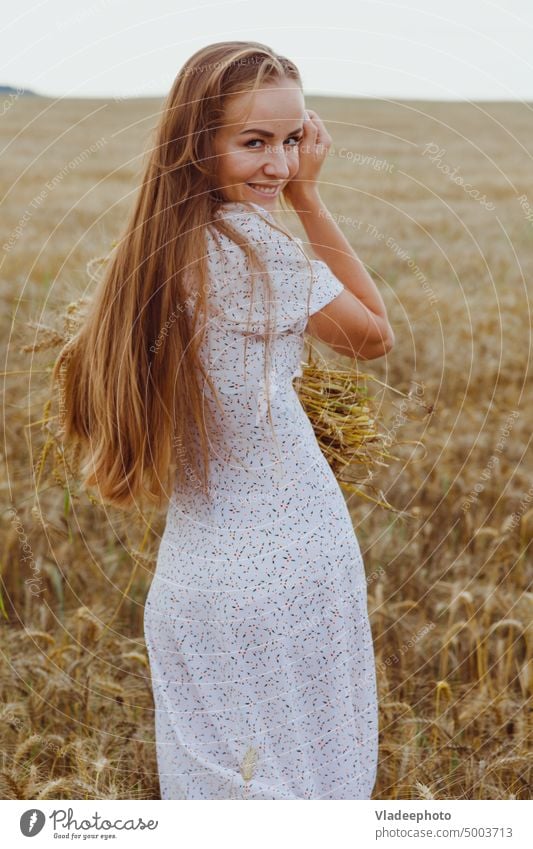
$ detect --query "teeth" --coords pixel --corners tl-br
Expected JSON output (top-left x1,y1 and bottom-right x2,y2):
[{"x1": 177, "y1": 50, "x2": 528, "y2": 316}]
[{"x1": 248, "y1": 183, "x2": 278, "y2": 195}]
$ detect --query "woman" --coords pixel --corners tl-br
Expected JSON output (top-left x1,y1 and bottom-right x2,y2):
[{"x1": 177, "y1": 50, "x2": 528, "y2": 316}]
[{"x1": 53, "y1": 40, "x2": 394, "y2": 799}]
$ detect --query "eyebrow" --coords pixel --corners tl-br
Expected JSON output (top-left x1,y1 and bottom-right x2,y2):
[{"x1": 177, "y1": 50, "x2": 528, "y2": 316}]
[{"x1": 238, "y1": 127, "x2": 303, "y2": 137}]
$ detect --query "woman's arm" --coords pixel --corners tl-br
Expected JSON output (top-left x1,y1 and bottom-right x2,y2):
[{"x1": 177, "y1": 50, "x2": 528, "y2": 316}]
[
  {"x1": 292, "y1": 188, "x2": 390, "y2": 324},
  {"x1": 284, "y1": 109, "x2": 394, "y2": 343}
]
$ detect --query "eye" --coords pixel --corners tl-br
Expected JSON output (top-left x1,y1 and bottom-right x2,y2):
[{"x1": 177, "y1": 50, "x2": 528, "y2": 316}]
[
  {"x1": 244, "y1": 134, "x2": 303, "y2": 149},
  {"x1": 286, "y1": 134, "x2": 303, "y2": 147}
]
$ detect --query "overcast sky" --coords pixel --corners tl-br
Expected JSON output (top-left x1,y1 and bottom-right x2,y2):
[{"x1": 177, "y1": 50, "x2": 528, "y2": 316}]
[{"x1": 2, "y1": 0, "x2": 532, "y2": 101}]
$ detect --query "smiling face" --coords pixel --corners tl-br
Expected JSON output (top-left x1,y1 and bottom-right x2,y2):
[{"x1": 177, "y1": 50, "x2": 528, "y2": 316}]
[{"x1": 212, "y1": 77, "x2": 305, "y2": 209}]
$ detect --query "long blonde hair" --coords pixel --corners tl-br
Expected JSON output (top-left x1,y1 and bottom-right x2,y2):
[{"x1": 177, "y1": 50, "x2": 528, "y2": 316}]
[{"x1": 51, "y1": 41, "x2": 306, "y2": 512}]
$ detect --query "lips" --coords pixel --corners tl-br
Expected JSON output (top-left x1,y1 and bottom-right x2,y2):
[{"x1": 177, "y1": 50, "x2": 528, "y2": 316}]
[{"x1": 246, "y1": 182, "x2": 282, "y2": 197}]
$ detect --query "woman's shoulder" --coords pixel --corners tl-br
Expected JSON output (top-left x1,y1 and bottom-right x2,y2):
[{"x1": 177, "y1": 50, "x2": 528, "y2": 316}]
[
  {"x1": 200, "y1": 202, "x2": 342, "y2": 335},
  {"x1": 214, "y1": 200, "x2": 276, "y2": 225},
  {"x1": 208, "y1": 201, "x2": 303, "y2": 260}
]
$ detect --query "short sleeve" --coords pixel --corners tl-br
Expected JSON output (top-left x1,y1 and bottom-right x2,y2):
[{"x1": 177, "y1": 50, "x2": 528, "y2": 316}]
[
  {"x1": 204, "y1": 208, "x2": 344, "y2": 335},
  {"x1": 307, "y1": 259, "x2": 345, "y2": 316},
  {"x1": 291, "y1": 235, "x2": 345, "y2": 315}
]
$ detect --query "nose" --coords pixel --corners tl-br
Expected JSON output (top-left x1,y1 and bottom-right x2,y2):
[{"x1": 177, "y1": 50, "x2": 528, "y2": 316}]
[{"x1": 262, "y1": 142, "x2": 291, "y2": 179}]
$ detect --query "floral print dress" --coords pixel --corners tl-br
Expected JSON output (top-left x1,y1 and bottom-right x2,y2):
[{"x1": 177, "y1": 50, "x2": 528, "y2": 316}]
[{"x1": 143, "y1": 201, "x2": 379, "y2": 799}]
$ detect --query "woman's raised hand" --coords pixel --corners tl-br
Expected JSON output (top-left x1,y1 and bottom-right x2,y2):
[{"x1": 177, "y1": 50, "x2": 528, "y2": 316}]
[{"x1": 283, "y1": 109, "x2": 332, "y2": 206}]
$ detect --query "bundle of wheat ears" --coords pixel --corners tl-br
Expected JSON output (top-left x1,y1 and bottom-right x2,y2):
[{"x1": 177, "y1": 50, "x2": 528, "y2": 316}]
[
  {"x1": 294, "y1": 351, "x2": 425, "y2": 514},
  {"x1": 23, "y1": 254, "x2": 430, "y2": 518}
]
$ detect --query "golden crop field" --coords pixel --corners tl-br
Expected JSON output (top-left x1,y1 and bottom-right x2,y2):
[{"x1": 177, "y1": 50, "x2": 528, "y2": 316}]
[{"x1": 0, "y1": 94, "x2": 531, "y2": 800}]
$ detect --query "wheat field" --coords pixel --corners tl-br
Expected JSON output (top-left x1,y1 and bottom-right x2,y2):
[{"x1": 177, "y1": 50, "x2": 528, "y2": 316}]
[{"x1": 0, "y1": 94, "x2": 531, "y2": 800}]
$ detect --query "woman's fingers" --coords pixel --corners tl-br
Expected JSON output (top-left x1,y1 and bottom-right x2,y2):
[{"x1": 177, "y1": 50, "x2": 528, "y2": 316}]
[
  {"x1": 303, "y1": 109, "x2": 331, "y2": 148},
  {"x1": 303, "y1": 112, "x2": 317, "y2": 136}
]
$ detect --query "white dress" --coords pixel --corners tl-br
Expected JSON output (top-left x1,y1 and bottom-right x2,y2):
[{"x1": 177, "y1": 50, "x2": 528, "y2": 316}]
[{"x1": 143, "y1": 201, "x2": 379, "y2": 800}]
